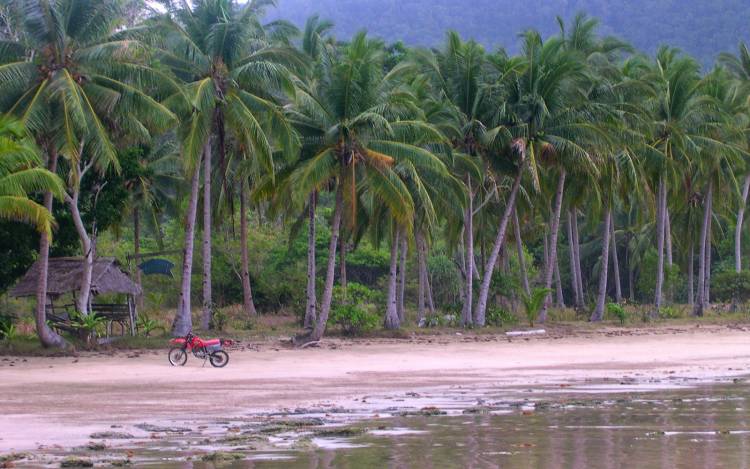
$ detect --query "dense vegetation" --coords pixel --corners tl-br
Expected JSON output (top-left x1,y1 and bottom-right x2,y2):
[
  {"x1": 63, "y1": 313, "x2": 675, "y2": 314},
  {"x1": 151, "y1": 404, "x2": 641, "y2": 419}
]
[
  {"x1": 2, "y1": 0, "x2": 750, "y2": 348},
  {"x1": 269, "y1": 0, "x2": 750, "y2": 67}
]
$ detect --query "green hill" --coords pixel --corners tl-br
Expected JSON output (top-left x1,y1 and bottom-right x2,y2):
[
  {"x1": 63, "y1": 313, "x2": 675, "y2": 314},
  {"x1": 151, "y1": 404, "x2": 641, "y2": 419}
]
[{"x1": 269, "y1": 0, "x2": 750, "y2": 66}]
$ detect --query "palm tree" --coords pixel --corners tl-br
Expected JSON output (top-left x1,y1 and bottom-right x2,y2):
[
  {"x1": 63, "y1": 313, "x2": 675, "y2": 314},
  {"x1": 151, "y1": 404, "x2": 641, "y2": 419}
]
[
  {"x1": 154, "y1": 0, "x2": 299, "y2": 334},
  {"x1": 0, "y1": 117, "x2": 64, "y2": 347},
  {"x1": 288, "y1": 32, "x2": 448, "y2": 343},
  {"x1": 718, "y1": 43, "x2": 750, "y2": 273},
  {"x1": 640, "y1": 48, "x2": 731, "y2": 316},
  {"x1": 495, "y1": 31, "x2": 598, "y2": 324},
  {"x1": 692, "y1": 68, "x2": 745, "y2": 316},
  {"x1": 0, "y1": 0, "x2": 174, "y2": 344},
  {"x1": 394, "y1": 32, "x2": 533, "y2": 327},
  {"x1": 123, "y1": 137, "x2": 181, "y2": 308}
]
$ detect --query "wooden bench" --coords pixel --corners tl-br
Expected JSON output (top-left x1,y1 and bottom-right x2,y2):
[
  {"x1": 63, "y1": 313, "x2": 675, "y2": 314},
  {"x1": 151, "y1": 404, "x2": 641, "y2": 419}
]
[
  {"x1": 92, "y1": 303, "x2": 134, "y2": 337},
  {"x1": 45, "y1": 303, "x2": 136, "y2": 338}
]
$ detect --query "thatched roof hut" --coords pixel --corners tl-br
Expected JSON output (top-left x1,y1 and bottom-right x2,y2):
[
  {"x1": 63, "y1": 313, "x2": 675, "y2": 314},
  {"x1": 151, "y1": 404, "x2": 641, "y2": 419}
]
[{"x1": 10, "y1": 257, "x2": 142, "y2": 298}]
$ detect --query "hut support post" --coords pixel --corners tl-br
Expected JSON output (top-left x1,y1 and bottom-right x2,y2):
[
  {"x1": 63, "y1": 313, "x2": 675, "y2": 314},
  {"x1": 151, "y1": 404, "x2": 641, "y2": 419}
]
[{"x1": 128, "y1": 296, "x2": 136, "y2": 336}]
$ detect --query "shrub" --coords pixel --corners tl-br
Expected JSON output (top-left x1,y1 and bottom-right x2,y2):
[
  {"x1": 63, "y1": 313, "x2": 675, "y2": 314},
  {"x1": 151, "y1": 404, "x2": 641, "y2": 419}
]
[
  {"x1": 660, "y1": 305, "x2": 685, "y2": 319},
  {"x1": 711, "y1": 271, "x2": 750, "y2": 303},
  {"x1": 330, "y1": 283, "x2": 380, "y2": 335},
  {"x1": 137, "y1": 313, "x2": 166, "y2": 337},
  {"x1": 0, "y1": 313, "x2": 15, "y2": 340},
  {"x1": 211, "y1": 308, "x2": 228, "y2": 332},
  {"x1": 69, "y1": 311, "x2": 106, "y2": 345},
  {"x1": 422, "y1": 313, "x2": 459, "y2": 328},
  {"x1": 606, "y1": 303, "x2": 627, "y2": 325},
  {"x1": 330, "y1": 304, "x2": 379, "y2": 335},
  {"x1": 486, "y1": 307, "x2": 518, "y2": 327}
]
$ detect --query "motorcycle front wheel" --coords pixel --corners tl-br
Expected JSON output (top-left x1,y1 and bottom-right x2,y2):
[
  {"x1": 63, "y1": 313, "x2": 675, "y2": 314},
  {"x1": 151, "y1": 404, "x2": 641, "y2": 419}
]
[
  {"x1": 209, "y1": 350, "x2": 229, "y2": 368},
  {"x1": 168, "y1": 347, "x2": 188, "y2": 366}
]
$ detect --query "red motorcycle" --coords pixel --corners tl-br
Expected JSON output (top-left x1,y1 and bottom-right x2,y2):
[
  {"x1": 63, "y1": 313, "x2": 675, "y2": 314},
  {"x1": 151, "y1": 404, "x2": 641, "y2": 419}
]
[{"x1": 168, "y1": 331, "x2": 230, "y2": 368}]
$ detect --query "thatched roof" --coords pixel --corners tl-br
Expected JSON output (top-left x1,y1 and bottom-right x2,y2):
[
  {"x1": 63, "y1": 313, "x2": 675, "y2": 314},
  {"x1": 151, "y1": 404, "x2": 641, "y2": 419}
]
[{"x1": 10, "y1": 257, "x2": 142, "y2": 298}]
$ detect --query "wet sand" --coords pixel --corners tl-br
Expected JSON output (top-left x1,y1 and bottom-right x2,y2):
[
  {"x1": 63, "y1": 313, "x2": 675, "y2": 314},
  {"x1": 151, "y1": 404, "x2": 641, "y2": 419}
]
[{"x1": 2, "y1": 324, "x2": 749, "y2": 451}]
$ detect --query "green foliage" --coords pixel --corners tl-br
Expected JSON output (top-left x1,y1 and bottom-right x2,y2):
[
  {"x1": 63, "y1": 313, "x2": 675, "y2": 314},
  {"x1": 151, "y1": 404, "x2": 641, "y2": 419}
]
[
  {"x1": 330, "y1": 283, "x2": 381, "y2": 335},
  {"x1": 427, "y1": 254, "x2": 462, "y2": 307},
  {"x1": 521, "y1": 288, "x2": 552, "y2": 327},
  {"x1": 69, "y1": 311, "x2": 106, "y2": 345},
  {"x1": 606, "y1": 303, "x2": 627, "y2": 325},
  {"x1": 137, "y1": 314, "x2": 166, "y2": 337},
  {"x1": 422, "y1": 313, "x2": 459, "y2": 328},
  {"x1": 636, "y1": 249, "x2": 680, "y2": 302},
  {"x1": 211, "y1": 308, "x2": 228, "y2": 332},
  {"x1": 485, "y1": 307, "x2": 518, "y2": 327},
  {"x1": 0, "y1": 314, "x2": 17, "y2": 341},
  {"x1": 711, "y1": 271, "x2": 750, "y2": 303},
  {"x1": 660, "y1": 306, "x2": 686, "y2": 319}
]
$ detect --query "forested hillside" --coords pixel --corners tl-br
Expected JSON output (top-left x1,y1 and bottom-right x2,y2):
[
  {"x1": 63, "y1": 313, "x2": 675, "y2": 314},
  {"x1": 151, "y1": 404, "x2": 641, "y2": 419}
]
[{"x1": 269, "y1": 0, "x2": 750, "y2": 66}]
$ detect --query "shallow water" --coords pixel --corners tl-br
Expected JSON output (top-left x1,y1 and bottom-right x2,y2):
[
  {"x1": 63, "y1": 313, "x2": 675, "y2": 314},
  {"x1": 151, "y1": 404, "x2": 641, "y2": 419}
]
[
  {"x1": 13, "y1": 380, "x2": 750, "y2": 468},
  {"x1": 141, "y1": 382, "x2": 750, "y2": 469}
]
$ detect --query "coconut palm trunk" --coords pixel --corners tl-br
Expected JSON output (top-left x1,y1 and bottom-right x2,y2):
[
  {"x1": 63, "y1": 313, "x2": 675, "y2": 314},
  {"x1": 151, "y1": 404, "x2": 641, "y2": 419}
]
[
  {"x1": 654, "y1": 175, "x2": 667, "y2": 315},
  {"x1": 572, "y1": 211, "x2": 585, "y2": 301},
  {"x1": 133, "y1": 207, "x2": 143, "y2": 311},
  {"x1": 665, "y1": 207, "x2": 673, "y2": 268},
  {"x1": 514, "y1": 208, "x2": 531, "y2": 296},
  {"x1": 694, "y1": 182, "x2": 712, "y2": 317},
  {"x1": 538, "y1": 169, "x2": 566, "y2": 323},
  {"x1": 67, "y1": 188, "x2": 94, "y2": 316},
  {"x1": 240, "y1": 180, "x2": 257, "y2": 317},
  {"x1": 474, "y1": 166, "x2": 525, "y2": 326},
  {"x1": 385, "y1": 226, "x2": 402, "y2": 329},
  {"x1": 339, "y1": 235, "x2": 347, "y2": 290},
  {"x1": 201, "y1": 141, "x2": 213, "y2": 330},
  {"x1": 610, "y1": 214, "x2": 622, "y2": 303},
  {"x1": 591, "y1": 209, "x2": 612, "y2": 321},
  {"x1": 705, "y1": 192, "x2": 712, "y2": 305},
  {"x1": 172, "y1": 161, "x2": 202, "y2": 336},
  {"x1": 35, "y1": 148, "x2": 66, "y2": 348},
  {"x1": 567, "y1": 210, "x2": 581, "y2": 307},
  {"x1": 688, "y1": 239, "x2": 695, "y2": 306},
  {"x1": 416, "y1": 230, "x2": 427, "y2": 323},
  {"x1": 736, "y1": 174, "x2": 750, "y2": 272},
  {"x1": 304, "y1": 191, "x2": 317, "y2": 328},
  {"x1": 462, "y1": 177, "x2": 474, "y2": 326},
  {"x1": 397, "y1": 231, "x2": 407, "y2": 322},
  {"x1": 554, "y1": 249, "x2": 565, "y2": 307},
  {"x1": 308, "y1": 185, "x2": 344, "y2": 342}
]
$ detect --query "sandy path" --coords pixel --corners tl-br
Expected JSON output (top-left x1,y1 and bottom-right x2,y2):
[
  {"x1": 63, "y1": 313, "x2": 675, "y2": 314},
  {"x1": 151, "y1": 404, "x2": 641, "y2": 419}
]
[{"x1": 1, "y1": 325, "x2": 749, "y2": 451}]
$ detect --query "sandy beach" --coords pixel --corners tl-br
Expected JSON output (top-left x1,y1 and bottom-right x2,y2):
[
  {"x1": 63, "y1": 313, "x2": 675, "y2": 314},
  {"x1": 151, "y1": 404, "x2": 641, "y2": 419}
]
[{"x1": 2, "y1": 324, "x2": 750, "y2": 452}]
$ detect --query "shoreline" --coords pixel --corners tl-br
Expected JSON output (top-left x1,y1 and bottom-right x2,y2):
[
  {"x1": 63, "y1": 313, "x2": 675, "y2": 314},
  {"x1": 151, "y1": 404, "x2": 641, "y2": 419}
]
[{"x1": 2, "y1": 323, "x2": 750, "y2": 453}]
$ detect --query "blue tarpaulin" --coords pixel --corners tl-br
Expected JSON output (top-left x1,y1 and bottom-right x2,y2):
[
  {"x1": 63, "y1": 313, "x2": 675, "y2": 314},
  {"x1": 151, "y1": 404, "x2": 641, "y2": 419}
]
[{"x1": 138, "y1": 259, "x2": 175, "y2": 277}]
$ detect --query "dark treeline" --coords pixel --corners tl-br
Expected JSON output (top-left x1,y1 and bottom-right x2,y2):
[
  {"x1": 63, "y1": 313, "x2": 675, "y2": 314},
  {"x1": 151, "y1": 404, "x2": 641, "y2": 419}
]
[{"x1": 1, "y1": 0, "x2": 750, "y2": 348}]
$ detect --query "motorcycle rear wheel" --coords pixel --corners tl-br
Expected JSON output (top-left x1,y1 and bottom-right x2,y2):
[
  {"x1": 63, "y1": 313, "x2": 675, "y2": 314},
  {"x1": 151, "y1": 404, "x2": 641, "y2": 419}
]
[
  {"x1": 168, "y1": 347, "x2": 188, "y2": 366},
  {"x1": 209, "y1": 350, "x2": 229, "y2": 368}
]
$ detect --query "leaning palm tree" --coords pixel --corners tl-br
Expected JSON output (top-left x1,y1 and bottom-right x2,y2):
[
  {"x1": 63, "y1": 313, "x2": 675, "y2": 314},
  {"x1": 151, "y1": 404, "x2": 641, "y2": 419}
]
[
  {"x1": 287, "y1": 32, "x2": 448, "y2": 343},
  {"x1": 152, "y1": 0, "x2": 299, "y2": 334},
  {"x1": 0, "y1": 0, "x2": 175, "y2": 345}
]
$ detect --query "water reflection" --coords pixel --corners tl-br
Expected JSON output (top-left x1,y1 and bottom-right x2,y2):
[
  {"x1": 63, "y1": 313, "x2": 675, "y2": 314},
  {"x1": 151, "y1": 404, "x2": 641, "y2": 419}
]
[{"x1": 147, "y1": 383, "x2": 750, "y2": 468}]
